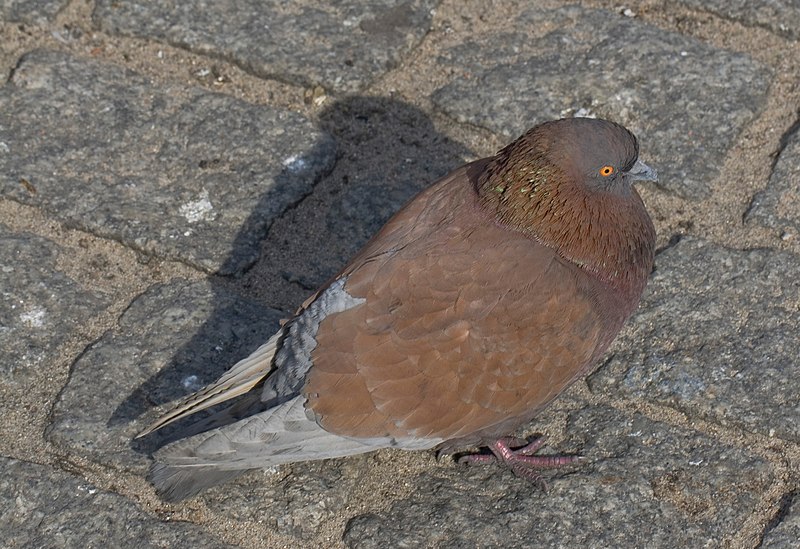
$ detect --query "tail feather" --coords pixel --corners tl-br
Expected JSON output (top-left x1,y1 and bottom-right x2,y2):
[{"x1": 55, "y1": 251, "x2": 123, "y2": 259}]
[
  {"x1": 148, "y1": 463, "x2": 249, "y2": 502},
  {"x1": 137, "y1": 332, "x2": 282, "y2": 438},
  {"x1": 147, "y1": 396, "x2": 405, "y2": 500}
]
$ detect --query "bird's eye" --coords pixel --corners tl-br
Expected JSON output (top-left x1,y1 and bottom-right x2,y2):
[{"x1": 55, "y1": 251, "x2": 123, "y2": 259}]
[{"x1": 599, "y1": 165, "x2": 615, "y2": 177}]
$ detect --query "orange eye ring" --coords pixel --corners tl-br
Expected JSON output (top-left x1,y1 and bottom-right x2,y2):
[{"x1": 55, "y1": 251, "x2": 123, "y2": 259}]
[{"x1": 599, "y1": 165, "x2": 615, "y2": 177}]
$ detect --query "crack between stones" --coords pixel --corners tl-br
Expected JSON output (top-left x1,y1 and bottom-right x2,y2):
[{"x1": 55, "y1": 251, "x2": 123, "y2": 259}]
[
  {"x1": 743, "y1": 111, "x2": 800, "y2": 222},
  {"x1": 42, "y1": 332, "x2": 107, "y2": 443},
  {"x1": 757, "y1": 490, "x2": 796, "y2": 547},
  {"x1": 654, "y1": 233, "x2": 682, "y2": 257},
  {"x1": 41, "y1": 285, "x2": 150, "y2": 446},
  {"x1": 3, "y1": 50, "x2": 32, "y2": 85}
]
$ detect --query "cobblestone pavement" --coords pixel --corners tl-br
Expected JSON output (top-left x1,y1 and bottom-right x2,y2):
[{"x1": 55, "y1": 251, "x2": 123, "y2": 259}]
[{"x1": 1, "y1": 1, "x2": 798, "y2": 548}]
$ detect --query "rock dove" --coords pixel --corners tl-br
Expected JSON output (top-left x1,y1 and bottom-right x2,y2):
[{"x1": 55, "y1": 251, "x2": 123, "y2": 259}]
[{"x1": 138, "y1": 117, "x2": 657, "y2": 501}]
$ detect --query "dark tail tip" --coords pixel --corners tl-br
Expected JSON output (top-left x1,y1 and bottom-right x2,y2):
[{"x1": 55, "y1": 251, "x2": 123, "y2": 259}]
[{"x1": 147, "y1": 462, "x2": 247, "y2": 502}]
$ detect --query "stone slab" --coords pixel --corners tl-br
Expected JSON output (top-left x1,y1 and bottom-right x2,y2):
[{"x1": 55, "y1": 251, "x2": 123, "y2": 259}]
[
  {"x1": 588, "y1": 237, "x2": 800, "y2": 443},
  {"x1": 0, "y1": 0, "x2": 67, "y2": 25},
  {"x1": 93, "y1": 0, "x2": 439, "y2": 93},
  {"x1": 343, "y1": 405, "x2": 773, "y2": 548},
  {"x1": 240, "y1": 95, "x2": 474, "y2": 312},
  {"x1": 677, "y1": 0, "x2": 800, "y2": 40},
  {"x1": 746, "y1": 124, "x2": 800, "y2": 239},
  {"x1": 46, "y1": 279, "x2": 283, "y2": 470},
  {"x1": 761, "y1": 492, "x2": 800, "y2": 548},
  {"x1": 0, "y1": 457, "x2": 231, "y2": 548},
  {"x1": 0, "y1": 50, "x2": 336, "y2": 275},
  {"x1": 199, "y1": 455, "x2": 374, "y2": 540},
  {"x1": 431, "y1": 5, "x2": 771, "y2": 199},
  {"x1": 0, "y1": 224, "x2": 111, "y2": 383}
]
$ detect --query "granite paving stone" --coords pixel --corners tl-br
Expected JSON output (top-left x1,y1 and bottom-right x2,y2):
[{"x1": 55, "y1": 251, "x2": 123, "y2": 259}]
[
  {"x1": 0, "y1": 0, "x2": 795, "y2": 546},
  {"x1": 676, "y1": 0, "x2": 800, "y2": 40},
  {"x1": 46, "y1": 279, "x2": 283, "y2": 471},
  {"x1": 761, "y1": 492, "x2": 800, "y2": 548},
  {"x1": 93, "y1": 0, "x2": 439, "y2": 93},
  {"x1": 0, "y1": 50, "x2": 336, "y2": 275},
  {"x1": 299, "y1": 96, "x2": 472, "y2": 287},
  {"x1": 746, "y1": 123, "x2": 800, "y2": 239},
  {"x1": 0, "y1": 457, "x2": 231, "y2": 549},
  {"x1": 0, "y1": 223, "x2": 111, "y2": 383},
  {"x1": 198, "y1": 455, "x2": 373, "y2": 540},
  {"x1": 588, "y1": 236, "x2": 800, "y2": 443},
  {"x1": 343, "y1": 405, "x2": 773, "y2": 548},
  {"x1": 0, "y1": 0, "x2": 68, "y2": 25},
  {"x1": 233, "y1": 96, "x2": 473, "y2": 314},
  {"x1": 431, "y1": 5, "x2": 771, "y2": 199}
]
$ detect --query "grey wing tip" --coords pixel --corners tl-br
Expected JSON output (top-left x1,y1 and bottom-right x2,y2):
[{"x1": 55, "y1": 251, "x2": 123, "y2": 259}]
[
  {"x1": 135, "y1": 423, "x2": 157, "y2": 439},
  {"x1": 147, "y1": 462, "x2": 247, "y2": 502}
]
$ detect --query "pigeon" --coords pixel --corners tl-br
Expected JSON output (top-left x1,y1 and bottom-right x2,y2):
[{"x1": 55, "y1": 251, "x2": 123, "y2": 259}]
[{"x1": 138, "y1": 117, "x2": 657, "y2": 501}]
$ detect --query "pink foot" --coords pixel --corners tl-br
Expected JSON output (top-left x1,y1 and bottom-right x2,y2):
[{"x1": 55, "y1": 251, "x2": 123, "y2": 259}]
[{"x1": 458, "y1": 436, "x2": 584, "y2": 489}]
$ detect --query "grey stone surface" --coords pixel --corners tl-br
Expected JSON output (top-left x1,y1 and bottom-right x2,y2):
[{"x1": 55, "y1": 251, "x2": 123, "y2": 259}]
[
  {"x1": 46, "y1": 279, "x2": 283, "y2": 471},
  {"x1": 762, "y1": 492, "x2": 800, "y2": 548},
  {"x1": 0, "y1": 50, "x2": 336, "y2": 275},
  {"x1": 343, "y1": 405, "x2": 773, "y2": 548},
  {"x1": 0, "y1": 0, "x2": 68, "y2": 25},
  {"x1": 677, "y1": 0, "x2": 800, "y2": 40},
  {"x1": 0, "y1": 0, "x2": 795, "y2": 545},
  {"x1": 93, "y1": 0, "x2": 439, "y2": 93},
  {"x1": 0, "y1": 457, "x2": 230, "y2": 548},
  {"x1": 588, "y1": 237, "x2": 800, "y2": 442},
  {"x1": 0, "y1": 224, "x2": 111, "y2": 383},
  {"x1": 431, "y1": 5, "x2": 771, "y2": 199},
  {"x1": 746, "y1": 125, "x2": 800, "y2": 238},
  {"x1": 246, "y1": 96, "x2": 474, "y2": 307},
  {"x1": 200, "y1": 455, "x2": 372, "y2": 540}
]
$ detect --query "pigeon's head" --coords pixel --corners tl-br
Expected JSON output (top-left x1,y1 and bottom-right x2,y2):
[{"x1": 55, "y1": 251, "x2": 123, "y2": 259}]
[
  {"x1": 535, "y1": 117, "x2": 657, "y2": 193},
  {"x1": 475, "y1": 117, "x2": 657, "y2": 289}
]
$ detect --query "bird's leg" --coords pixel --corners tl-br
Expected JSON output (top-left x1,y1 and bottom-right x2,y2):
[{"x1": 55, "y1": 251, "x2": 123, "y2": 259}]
[{"x1": 458, "y1": 436, "x2": 584, "y2": 488}]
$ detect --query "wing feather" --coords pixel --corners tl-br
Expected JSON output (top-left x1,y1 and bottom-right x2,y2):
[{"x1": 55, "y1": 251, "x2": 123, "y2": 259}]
[{"x1": 136, "y1": 332, "x2": 282, "y2": 437}]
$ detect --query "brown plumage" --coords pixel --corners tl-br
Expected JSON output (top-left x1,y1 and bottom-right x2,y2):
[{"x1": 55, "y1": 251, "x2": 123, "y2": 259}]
[{"x1": 139, "y1": 118, "x2": 657, "y2": 501}]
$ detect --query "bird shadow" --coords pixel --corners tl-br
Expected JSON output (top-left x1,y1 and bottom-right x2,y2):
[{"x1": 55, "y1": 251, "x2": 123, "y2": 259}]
[{"x1": 109, "y1": 95, "x2": 474, "y2": 455}]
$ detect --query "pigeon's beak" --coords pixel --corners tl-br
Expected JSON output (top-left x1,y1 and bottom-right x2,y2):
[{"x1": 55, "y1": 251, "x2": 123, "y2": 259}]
[{"x1": 627, "y1": 159, "x2": 658, "y2": 183}]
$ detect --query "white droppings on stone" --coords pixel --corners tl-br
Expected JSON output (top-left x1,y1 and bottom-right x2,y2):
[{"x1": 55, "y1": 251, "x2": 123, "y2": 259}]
[
  {"x1": 0, "y1": 142, "x2": 9, "y2": 153},
  {"x1": 282, "y1": 154, "x2": 308, "y2": 173},
  {"x1": 51, "y1": 30, "x2": 71, "y2": 44},
  {"x1": 179, "y1": 189, "x2": 216, "y2": 223},
  {"x1": 182, "y1": 374, "x2": 202, "y2": 391},
  {"x1": 20, "y1": 307, "x2": 47, "y2": 328},
  {"x1": 78, "y1": 484, "x2": 98, "y2": 495},
  {"x1": 571, "y1": 107, "x2": 596, "y2": 118}
]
